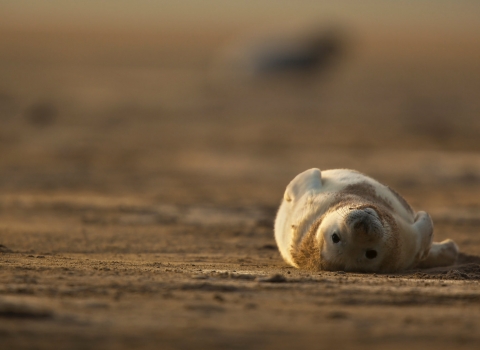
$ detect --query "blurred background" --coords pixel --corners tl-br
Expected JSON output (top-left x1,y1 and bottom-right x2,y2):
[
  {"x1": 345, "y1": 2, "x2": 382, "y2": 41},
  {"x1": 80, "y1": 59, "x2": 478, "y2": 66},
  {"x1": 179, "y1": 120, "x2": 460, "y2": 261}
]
[{"x1": 1, "y1": 1, "x2": 480, "y2": 209}]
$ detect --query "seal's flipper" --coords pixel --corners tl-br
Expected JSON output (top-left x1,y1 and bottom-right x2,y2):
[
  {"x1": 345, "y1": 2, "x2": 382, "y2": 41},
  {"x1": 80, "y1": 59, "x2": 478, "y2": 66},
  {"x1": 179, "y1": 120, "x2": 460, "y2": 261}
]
[
  {"x1": 284, "y1": 168, "x2": 322, "y2": 202},
  {"x1": 412, "y1": 211, "x2": 434, "y2": 261},
  {"x1": 417, "y1": 239, "x2": 459, "y2": 268}
]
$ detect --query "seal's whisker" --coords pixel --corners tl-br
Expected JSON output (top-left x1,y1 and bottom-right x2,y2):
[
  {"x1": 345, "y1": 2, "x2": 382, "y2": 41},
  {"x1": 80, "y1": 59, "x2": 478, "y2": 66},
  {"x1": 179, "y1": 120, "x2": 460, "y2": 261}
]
[{"x1": 335, "y1": 206, "x2": 350, "y2": 220}]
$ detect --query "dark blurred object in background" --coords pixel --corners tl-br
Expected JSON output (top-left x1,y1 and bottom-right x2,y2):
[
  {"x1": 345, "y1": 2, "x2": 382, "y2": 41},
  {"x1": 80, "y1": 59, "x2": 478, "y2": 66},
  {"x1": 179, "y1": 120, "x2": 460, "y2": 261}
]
[
  {"x1": 24, "y1": 102, "x2": 58, "y2": 127},
  {"x1": 243, "y1": 28, "x2": 345, "y2": 76},
  {"x1": 212, "y1": 25, "x2": 348, "y2": 83}
]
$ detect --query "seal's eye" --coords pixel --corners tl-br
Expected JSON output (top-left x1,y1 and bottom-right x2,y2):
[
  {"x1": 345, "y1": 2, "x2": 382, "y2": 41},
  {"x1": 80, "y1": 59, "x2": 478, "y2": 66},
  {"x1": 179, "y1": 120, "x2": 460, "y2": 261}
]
[
  {"x1": 331, "y1": 233, "x2": 340, "y2": 244},
  {"x1": 366, "y1": 250, "x2": 377, "y2": 259}
]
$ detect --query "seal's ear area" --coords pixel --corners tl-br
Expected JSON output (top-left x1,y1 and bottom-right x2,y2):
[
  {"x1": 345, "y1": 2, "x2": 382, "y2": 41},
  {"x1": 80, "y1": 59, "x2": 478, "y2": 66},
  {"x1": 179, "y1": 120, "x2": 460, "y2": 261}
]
[{"x1": 284, "y1": 168, "x2": 322, "y2": 202}]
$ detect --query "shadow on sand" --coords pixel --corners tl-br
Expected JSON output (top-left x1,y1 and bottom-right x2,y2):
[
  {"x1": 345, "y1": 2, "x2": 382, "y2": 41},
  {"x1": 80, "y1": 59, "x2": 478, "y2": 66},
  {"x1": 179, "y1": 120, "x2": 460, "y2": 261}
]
[{"x1": 400, "y1": 253, "x2": 480, "y2": 280}]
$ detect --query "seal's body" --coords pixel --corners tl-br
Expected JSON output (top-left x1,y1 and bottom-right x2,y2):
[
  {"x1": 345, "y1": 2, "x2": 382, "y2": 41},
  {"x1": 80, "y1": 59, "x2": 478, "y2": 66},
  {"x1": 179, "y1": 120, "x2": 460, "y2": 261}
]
[{"x1": 275, "y1": 168, "x2": 458, "y2": 272}]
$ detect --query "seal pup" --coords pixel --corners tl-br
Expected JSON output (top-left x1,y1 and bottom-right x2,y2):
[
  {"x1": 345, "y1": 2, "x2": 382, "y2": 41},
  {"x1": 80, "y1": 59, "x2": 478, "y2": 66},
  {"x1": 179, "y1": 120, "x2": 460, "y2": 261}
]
[{"x1": 275, "y1": 168, "x2": 459, "y2": 272}]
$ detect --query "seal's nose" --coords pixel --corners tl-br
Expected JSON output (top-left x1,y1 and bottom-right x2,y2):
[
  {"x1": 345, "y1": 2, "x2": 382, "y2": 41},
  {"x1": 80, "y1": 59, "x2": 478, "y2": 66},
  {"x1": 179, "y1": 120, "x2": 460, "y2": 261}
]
[
  {"x1": 353, "y1": 219, "x2": 367, "y2": 234},
  {"x1": 348, "y1": 209, "x2": 383, "y2": 240}
]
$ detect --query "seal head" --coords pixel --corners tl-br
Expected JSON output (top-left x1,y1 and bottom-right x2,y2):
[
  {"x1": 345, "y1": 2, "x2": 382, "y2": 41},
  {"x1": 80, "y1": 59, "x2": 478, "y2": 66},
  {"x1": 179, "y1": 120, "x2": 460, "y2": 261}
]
[
  {"x1": 318, "y1": 204, "x2": 393, "y2": 272},
  {"x1": 291, "y1": 199, "x2": 398, "y2": 272}
]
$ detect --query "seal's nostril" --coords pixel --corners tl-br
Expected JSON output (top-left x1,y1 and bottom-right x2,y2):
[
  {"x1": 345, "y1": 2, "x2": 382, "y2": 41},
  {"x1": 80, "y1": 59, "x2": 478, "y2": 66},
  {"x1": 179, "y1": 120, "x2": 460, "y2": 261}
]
[{"x1": 366, "y1": 250, "x2": 377, "y2": 259}]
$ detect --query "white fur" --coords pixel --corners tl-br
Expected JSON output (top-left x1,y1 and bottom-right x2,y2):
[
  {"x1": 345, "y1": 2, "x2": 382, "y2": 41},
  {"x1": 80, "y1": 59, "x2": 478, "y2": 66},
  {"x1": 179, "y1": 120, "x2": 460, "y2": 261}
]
[{"x1": 274, "y1": 168, "x2": 459, "y2": 272}]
